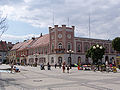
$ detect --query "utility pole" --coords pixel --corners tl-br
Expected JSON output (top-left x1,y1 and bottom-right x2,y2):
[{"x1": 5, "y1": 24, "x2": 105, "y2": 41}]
[
  {"x1": 67, "y1": 17, "x2": 69, "y2": 26},
  {"x1": 89, "y1": 12, "x2": 91, "y2": 39}
]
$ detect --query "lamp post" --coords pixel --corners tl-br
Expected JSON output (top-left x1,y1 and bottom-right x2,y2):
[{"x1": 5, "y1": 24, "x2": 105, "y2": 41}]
[
  {"x1": 67, "y1": 50, "x2": 74, "y2": 69},
  {"x1": 34, "y1": 53, "x2": 39, "y2": 67}
]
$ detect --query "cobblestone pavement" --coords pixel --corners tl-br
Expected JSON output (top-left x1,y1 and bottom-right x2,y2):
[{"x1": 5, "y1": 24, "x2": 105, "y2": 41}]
[{"x1": 0, "y1": 64, "x2": 120, "y2": 90}]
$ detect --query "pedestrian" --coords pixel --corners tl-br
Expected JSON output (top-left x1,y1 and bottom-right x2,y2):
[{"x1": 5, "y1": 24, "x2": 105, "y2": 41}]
[
  {"x1": 55, "y1": 62, "x2": 57, "y2": 68},
  {"x1": 40, "y1": 63, "x2": 42, "y2": 70},
  {"x1": 62, "y1": 62, "x2": 66, "y2": 73},
  {"x1": 105, "y1": 61, "x2": 109, "y2": 72},
  {"x1": 41, "y1": 63, "x2": 45, "y2": 70},
  {"x1": 11, "y1": 63, "x2": 13, "y2": 73},
  {"x1": 47, "y1": 62, "x2": 51, "y2": 70},
  {"x1": 67, "y1": 64, "x2": 70, "y2": 73}
]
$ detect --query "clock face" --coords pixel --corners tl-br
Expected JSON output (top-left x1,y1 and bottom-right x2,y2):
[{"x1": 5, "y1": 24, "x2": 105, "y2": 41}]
[
  {"x1": 58, "y1": 34, "x2": 62, "y2": 39},
  {"x1": 67, "y1": 34, "x2": 71, "y2": 39}
]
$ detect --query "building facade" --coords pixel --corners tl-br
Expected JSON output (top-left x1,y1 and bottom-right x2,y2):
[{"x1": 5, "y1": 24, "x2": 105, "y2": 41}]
[
  {"x1": 10, "y1": 25, "x2": 116, "y2": 65},
  {"x1": 0, "y1": 41, "x2": 13, "y2": 63}
]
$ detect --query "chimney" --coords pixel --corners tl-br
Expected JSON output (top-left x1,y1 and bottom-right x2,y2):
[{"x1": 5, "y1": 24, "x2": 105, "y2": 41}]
[
  {"x1": 40, "y1": 33, "x2": 42, "y2": 37},
  {"x1": 24, "y1": 40, "x2": 27, "y2": 42},
  {"x1": 54, "y1": 25, "x2": 58, "y2": 28},
  {"x1": 62, "y1": 25, "x2": 66, "y2": 27},
  {"x1": 8, "y1": 42, "x2": 12, "y2": 45},
  {"x1": 72, "y1": 26, "x2": 75, "y2": 30},
  {"x1": 32, "y1": 37, "x2": 35, "y2": 40},
  {"x1": 16, "y1": 42, "x2": 19, "y2": 44}
]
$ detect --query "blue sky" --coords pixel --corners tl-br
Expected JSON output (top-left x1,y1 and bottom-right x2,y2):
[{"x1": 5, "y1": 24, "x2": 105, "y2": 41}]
[
  {"x1": 6, "y1": 20, "x2": 48, "y2": 36},
  {"x1": 0, "y1": 0, "x2": 120, "y2": 43}
]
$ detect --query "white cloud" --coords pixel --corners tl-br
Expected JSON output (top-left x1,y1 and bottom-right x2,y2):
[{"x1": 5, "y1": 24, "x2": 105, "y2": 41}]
[
  {"x1": 0, "y1": 0, "x2": 120, "y2": 41},
  {"x1": 0, "y1": 34, "x2": 40, "y2": 43}
]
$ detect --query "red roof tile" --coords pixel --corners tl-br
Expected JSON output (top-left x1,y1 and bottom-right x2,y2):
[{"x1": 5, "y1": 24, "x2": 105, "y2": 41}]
[
  {"x1": 17, "y1": 39, "x2": 33, "y2": 51},
  {"x1": 11, "y1": 42, "x2": 24, "y2": 51},
  {"x1": 30, "y1": 34, "x2": 49, "y2": 48},
  {"x1": 11, "y1": 34, "x2": 50, "y2": 51}
]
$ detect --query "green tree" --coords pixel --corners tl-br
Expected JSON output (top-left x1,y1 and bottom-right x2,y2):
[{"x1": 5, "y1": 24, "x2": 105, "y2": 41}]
[
  {"x1": 86, "y1": 44, "x2": 105, "y2": 64},
  {"x1": 112, "y1": 37, "x2": 120, "y2": 53}
]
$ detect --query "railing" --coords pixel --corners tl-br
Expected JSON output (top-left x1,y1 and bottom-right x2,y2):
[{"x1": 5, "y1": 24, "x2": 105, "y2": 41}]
[{"x1": 55, "y1": 48, "x2": 65, "y2": 54}]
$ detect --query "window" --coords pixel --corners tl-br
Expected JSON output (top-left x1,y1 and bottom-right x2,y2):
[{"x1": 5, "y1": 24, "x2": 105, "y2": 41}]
[
  {"x1": 104, "y1": 44, "x2": 109, "y2": 53},
  {"x1": 45, "y1": 48, "x2": 47, "y2": 54},
  {"x1": 84, "y1": 44, "x2": 89, "y2": 52},
  {"x1": 84, "y1": 45, "x2": 88, "y2": 52},
  {"x1": 35, "y1": 48, "x2": 37, "y2": 53},
  {"x1": 77, "y1": 44, "x2": 81, "y2": 52},
  {"x1": 67, "y1": 42, "x2": 71, "y2": 50},
  {"x1": 51, "y1": 57, "x2": 54, "y2": 63},
  {"x1": 58, "y1": 43, "x2": 62, "y2": 49},
  {"x1": 42, "y1": 48, "x2": 44, "y2": 54},
  {"x1": 58, "y1": 57, "x2": 62, "y2": 64},
  {"x1": 52, "y1": 43, "x2": 54, "y2": 52}
]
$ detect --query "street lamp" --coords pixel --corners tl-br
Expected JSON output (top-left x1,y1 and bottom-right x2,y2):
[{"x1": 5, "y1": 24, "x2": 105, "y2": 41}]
[
  {"x1": 67, "y1": 50, "x2": 74, "y2": 69},
  {"x1": 33, "y1": 53, "x2": 39, "y2": 67}
]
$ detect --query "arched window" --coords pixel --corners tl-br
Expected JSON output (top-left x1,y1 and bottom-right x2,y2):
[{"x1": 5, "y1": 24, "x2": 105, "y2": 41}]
[
  {"x1": 58, "y1": 43, "x2": 62, "y2": 49},
  {"x1": 58, "y1": 57, "x2": 62, "y2": 64},
  {"x1": 105, "y1": 56, "x2": 109, "y2": 63},
  {"x1": 51, "y1": 57, "x2": 54, "y2": 63},
  {"x1": 68, "y1": 42, "x2": 71, "y2": 50}
]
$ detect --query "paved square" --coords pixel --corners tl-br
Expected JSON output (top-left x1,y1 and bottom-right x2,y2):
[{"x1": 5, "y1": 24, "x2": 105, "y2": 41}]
[{"x1": 0, "y1": 64, "x2": 120, "y2": 90}]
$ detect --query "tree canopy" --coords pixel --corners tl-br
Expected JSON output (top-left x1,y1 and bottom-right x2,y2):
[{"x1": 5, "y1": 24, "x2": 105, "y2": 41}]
[
  {"x1": 112, "y1": 37, "x2": 120, "y2": 52},
  {"x1": 86, "y1": 44, "x2": 105, "y2": 64}
]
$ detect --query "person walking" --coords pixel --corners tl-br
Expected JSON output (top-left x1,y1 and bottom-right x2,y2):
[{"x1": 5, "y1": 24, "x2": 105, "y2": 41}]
[
  {"x1": 67, "y1": 64, "x2": 70, "y2": 73},
  {"x1": 62, "y1": 62, "x2": 66, "y2": 73},
  {"x1": 11, "y1": 64, "x2": 13, "y2": 73},
  {"x1": 55, "y1": 62, "x2": 57, "y2": 68},
  {"x1": 47, "y1": 62, "x2": 51, "y2": 70}
]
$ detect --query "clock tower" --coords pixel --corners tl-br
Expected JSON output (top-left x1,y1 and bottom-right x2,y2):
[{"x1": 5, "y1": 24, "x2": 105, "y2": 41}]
[{"x1": 49, "y1": 25, "x2": 75, "y2": 54}]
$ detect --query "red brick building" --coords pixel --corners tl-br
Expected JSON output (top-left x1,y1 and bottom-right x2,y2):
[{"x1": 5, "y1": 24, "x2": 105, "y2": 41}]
[
  {"x1": 0, "y1": 41, "x2": 13, "y2": 63},
  {"x1": 10, "y1": 25, "x2": 116, "y2": 65}
]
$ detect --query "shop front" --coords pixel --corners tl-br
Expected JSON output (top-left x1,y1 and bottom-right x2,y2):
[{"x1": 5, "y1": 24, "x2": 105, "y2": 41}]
[{"x1": 116, "y1": 55, "x2": 120, "y2": 68}]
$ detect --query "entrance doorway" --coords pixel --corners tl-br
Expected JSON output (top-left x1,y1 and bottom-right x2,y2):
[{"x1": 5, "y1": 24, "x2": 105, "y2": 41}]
[
  {"x1": 58, "y1": 57, "x2": 62, "y2": 64},
  {"x1": 105, "y1": 56, "x2": 109, "y2": 63}
]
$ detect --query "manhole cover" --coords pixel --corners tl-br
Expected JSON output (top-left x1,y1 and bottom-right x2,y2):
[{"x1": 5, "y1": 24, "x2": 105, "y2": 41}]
[{"x1": 33, "y1": 80, "x2": 42, "y2": 82}]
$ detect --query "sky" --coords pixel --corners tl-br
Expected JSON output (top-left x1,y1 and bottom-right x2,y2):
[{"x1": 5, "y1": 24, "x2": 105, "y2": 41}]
[{"x1": 0, "y1": 0, "x2": 120, "y2": 43}]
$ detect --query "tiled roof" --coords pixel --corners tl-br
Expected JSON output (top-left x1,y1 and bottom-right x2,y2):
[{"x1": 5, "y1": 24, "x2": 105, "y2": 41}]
[
  {"x1": 30, "y1": 34, "x2": 49, "y2": 48},
  {"x1": 17, "y1": 39, "x2": 33, "y2": 51},
  {"x1": 11, "y1": 34, "x2": 50, "y2": 51},
  {"x1": 11, "y1": 42, "x2": 24, "y2": 51}
]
